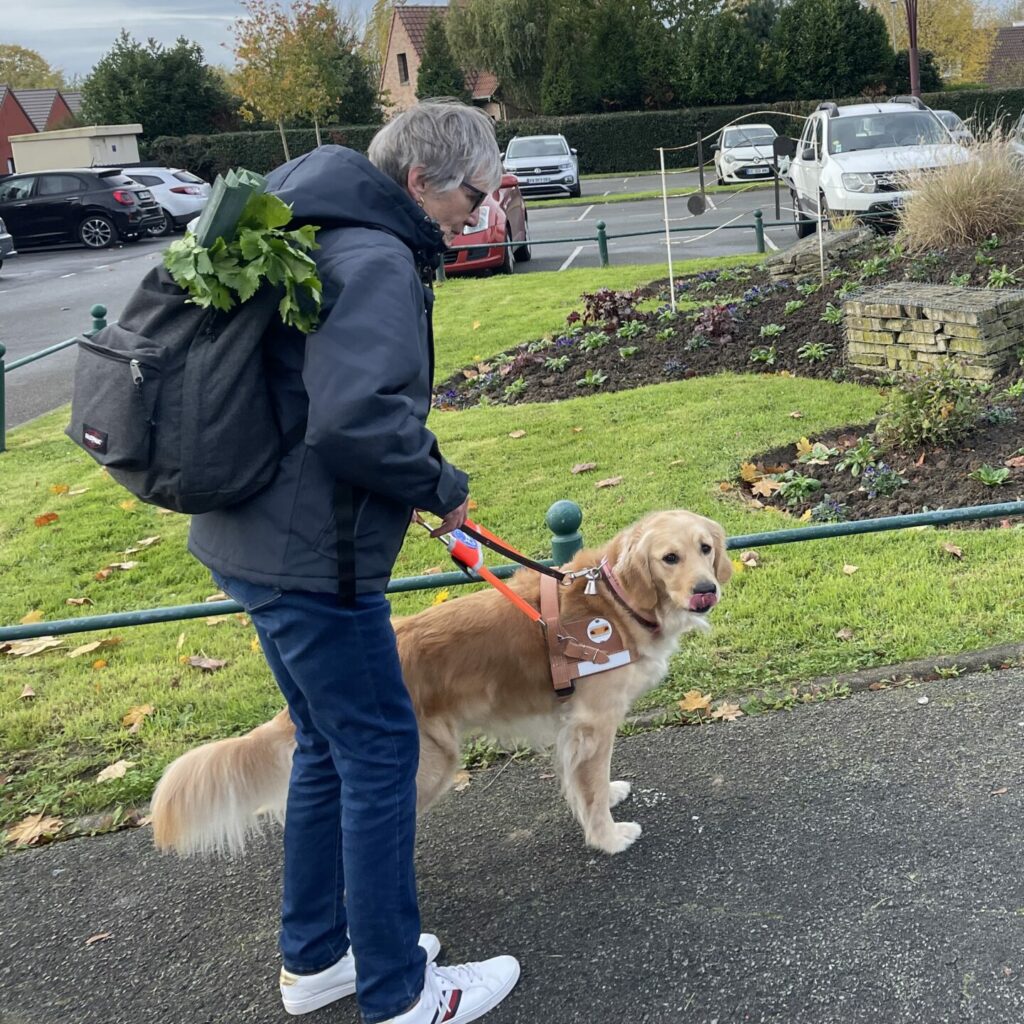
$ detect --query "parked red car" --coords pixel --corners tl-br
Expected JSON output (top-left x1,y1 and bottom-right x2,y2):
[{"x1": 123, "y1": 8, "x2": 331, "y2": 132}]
[{"x1": 443, "y1": 173, "x2": 531, "y2": 275}]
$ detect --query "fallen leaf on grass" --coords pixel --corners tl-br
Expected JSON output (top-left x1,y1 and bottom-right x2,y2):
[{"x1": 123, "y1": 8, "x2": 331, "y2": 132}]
[
  {"x1": 571, "y1": 426, "x2": 583, "y2": 433},
  {"x1": 107, "y1": 561, "x2": 139, "y2": 571},
  {"x1": 50, "y1": 484, "x2": 70, "y2": 495},
  {"x1": 835, "y1": 628, "x2": 855, "y2": 641},
  {"x1": 788, "y1": 410, "x2": 803, "y2": 419},
  {"x1": 739, "y1": 550, "x2": 760, "y2": 568},
  {"x1": 711, "y1": 702, "x2": 743, "y2": 722},
  {"x1": 19, "y1": 609, "x2": 44, "y2": 625},
  {"x1": 669, "y1": 458, "x2": 686, "y2": 467},
  {"x1": 20, "y1": 685, "x2": 36, "y2": 700},
  {"x1": 68, "y1": 487, "x2": 89, "y2": 497},
  {"x1": 92, "y1": 660, "x2": 107, "y2": 670},
  {"x1": 68, "y1": 638, "x2": 121, "y2": 659},
  {"x1": 155, "y1": 507, "x2": 176, "y2": 515},
  {"x1": 431, "y1": 590, "x2": 450, "y2": 606},
  {"x1": 452, "y1": 771, "x2": 471, "y2": 792},
  {"x1": 678, "y1": 689, "x2": 712, "y2": 714},
  {"x1": 467, "y1": 499, "x2": 478, "y2": 510},
  {"x1": 718, "y1": 481, "x2": 734, "y2": 493},
  {"x1": 843, "y1": 564, "x2": 859, "y2": 575},
  {"x1": 507, "y1": 430, "x2": 527, "y2": 439},
  {"x1": 751, "y1": 477, "x2": 781, "y2": 498},
  {"x1": 1005, "y1": 455, "x2": 1024, "y2": 469},
  {"x1": 118, "y1": 500, "x2": 136, "y2": 511},
  {"x1": 250, "y1": 637, "x2": 261, "y2": 653},
  {"x1": 85, "y1": 932, "x2": 113, "y2": 946},
  {"x1": 571, "y1": 462, "x2": 597, "y2": 474},
  {"x1": 595, "y1": 476, "x2": 623, "y2": 489},
  {"x1": 745, "y1": 497, "x2": 765, "y2": 509},
  {"x1": 187, "y1": 657, "x2": 228, "y2": 672},
  {"x1": 739, "y1": 462, "x2": 762, "y2": 483},
  {"x1": 942, "y1": 543, "x2": 963, "y2": 559},
  {"x1": 799, "y1": 509, "x2": 813, "y2": 522},
  {"x1": 472, "y1": 320, "x2": 481, "y2": 330},
  {"x1": 123, "y1": 536, "x2": 161, "y2": 554},
  {"x1": 34, "y1": 512, "x2": 59, "y2": 527},
  {"x1": 1, "y1": 637, "x2": 64, "y2": 657},
  {"x1": 5, "y1": 813, "x2": 63, "y2": 847},
  {"x1": 94, "y1": 569, "x2": 113, "y2": 581},
  {"x1": 176, "y1": 632, "x2": 186, "y2": 650},
  {"x1": 96, "y1": 759, "x2": 136, "y2": 783},
  {"x1": 66, "y1": 597, "x2": 94, "y2": 607},
  {"x1": 205, "y1": 591, "x2": 228, "y2": 603},
  {"x1": 795, "y1": 437, "x2": 813, "y2": 458},
  {"x1": 205, "y1": 615, "x2": 233, "y2": 626},
  {"x1": 121, "y1": 704, "x2": 155, "y2": 730}
]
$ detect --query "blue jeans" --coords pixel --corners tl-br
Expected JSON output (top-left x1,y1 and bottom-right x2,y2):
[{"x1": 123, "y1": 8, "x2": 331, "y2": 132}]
[{"x1": 212, "y1": 572, "x2": 426, "y2": 1023}]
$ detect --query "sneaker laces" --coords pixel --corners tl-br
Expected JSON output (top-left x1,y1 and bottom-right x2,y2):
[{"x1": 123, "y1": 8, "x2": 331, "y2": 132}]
[{"x1": 433, "y1": 962, "x2": 486, "y2": 989}]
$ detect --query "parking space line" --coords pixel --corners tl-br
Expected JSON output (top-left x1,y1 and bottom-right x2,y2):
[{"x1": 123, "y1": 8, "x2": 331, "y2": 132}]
[
  {"x1": 559, "y1": 245, "x2": 584, "y2": 271},
  {"x1": 603, "y1": 190, "x2": 610, "y2": 196},
  {"x1": 576, "y1": 205, "x2": 594, "y2": 221},
  {"x1": 763, "y1": 233, "x2": 779, "y2": 251},
  {"x1": 60, "y1": 273, "x2": 76, "y2": 279}
]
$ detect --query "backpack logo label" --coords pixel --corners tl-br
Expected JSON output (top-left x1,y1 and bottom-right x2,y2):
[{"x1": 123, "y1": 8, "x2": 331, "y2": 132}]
[{"x1": 83, "y1": 426, "x2": 108, "y2": 453}]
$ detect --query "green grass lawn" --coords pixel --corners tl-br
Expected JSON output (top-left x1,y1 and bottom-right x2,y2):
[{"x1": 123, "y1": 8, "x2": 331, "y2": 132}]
[
  {"x1": 545, "y1": 183, "x2": 775, "y2": 209},
  {"x1": 3, "y1": 259, "x2": 1023, "y2": 840}
]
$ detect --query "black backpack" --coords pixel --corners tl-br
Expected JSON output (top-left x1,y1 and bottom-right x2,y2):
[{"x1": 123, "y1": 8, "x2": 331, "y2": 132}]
[{"x1": 66, "y1": 265, "x2": 302, "y2": 514}]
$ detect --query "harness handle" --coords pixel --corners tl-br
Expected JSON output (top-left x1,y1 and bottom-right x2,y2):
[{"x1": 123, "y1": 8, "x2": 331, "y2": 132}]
[{"x1": 460, "y1": 519, "x2": 567, "y2": 582}]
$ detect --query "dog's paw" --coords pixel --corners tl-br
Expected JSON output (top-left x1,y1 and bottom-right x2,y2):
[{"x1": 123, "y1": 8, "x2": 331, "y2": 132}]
[
  {"x1": 589, "y1": 820, "x2": 643, "y2": 855},
  {"x1": 608, "y1": 780, "x2": 632, "y2": 808}
]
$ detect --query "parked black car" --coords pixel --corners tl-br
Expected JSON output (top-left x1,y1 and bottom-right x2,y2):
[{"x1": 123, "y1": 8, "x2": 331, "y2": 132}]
[{"x1": 0, "y1": 168, "x2": 163, "y2": 250}]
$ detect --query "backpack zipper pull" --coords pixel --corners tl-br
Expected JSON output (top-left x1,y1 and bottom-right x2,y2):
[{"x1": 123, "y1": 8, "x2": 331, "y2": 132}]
[{"x1": 129, "y1": 359, "x2": 144, "y2": 386}]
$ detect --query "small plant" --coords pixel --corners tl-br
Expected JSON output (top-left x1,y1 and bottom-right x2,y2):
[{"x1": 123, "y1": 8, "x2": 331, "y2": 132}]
[
  {"x1": 975, "y1": 249, "x2": 996, "y2": 267},
  {"x1": 691, "y1": 304, "x2": 735, "y2": 342},
  {"x1": 836, "y1": 281, "x2": 861, "y2": 301},
  {"x1": 828, "y1": 268, "x2": 848, "y2": 281},
  {"x1": 685, "y1": 333, "x2": 710, "y2": 351},
  {"x1": 492, "y1": 353, "x2": 514, "y2": 367},
  {"x1": 657, "y1": 308, "x2": 678, "y2": 324},
  {"x1": 906, "y1": 252, "x2": 942, "y2": 282},
  {"x1": 750, "y1": 346, "x2": 777, "y2": 365},
  {"x1": 617, "y1": 320, "x2": 645, "y2": 340},
  {"x1": 577, "y1": 369, "x2": 609, "y2": 388},
  {"x1": 619, "y1": 346, "x2": 639, "y2": 358},
  {"x1": 986, "y1": 264, "x2": 1020, "y2": 288},
  {"x1": 809, "y1": 495, "x2": 848, "y2": 522},
  {"x1": 579, "y1": 331, "x2": 610, "y2": 352},
  {"x1": 858, "y1": 255, "x2": 891, "y2": 278},
  {"x1": 503, "y1": 376, "x2": 528, "y2": 399},
  {"x1": 544, "y1": 355, "x2": 570, "y2": 372},
  {"x1": 820, "y1": 303, "x2": 844, "y2": 325},
  {"x1": 662, "y1": 359, "x2": 685, "y2": 376},
  {"x1": 982, "y1": 405, "x2": 1017, "y2": 426},
  {"x1": 797, "y1": 281, "x2": 822, "y2": 296},
  {"x1": 949, "y1": 271, "x2": 971, "y2": 287},
  {"x1": 861, "y1": 462, "x2": 908, "y2": 498},
  {"x1": 759, "y1": 323, "x2": 785, "y2": 338},
  {"x1": 784, "y1": 300, "x2": 806, "y2": 315},
  {"x1": 696, "y1": 279, "x2": 717, "y2": 292},
  {"x1": 777, "y1": 471, "x2": 822, "y2": 506},
  {"x1": 1002, "y1": 380, "x2": 1024, "y2": 399},
  {"x1": 527, "y1": 338, "x2": 552, "y2": 353},
  {"x1": 874, "y1": 362, "x2": 983, "y2": 450},
  {"x1": 797, "y1": 342, "x2": 835, "y2": 363},
  {"x1": 579, "y1": 287, "x2": 643, "y2": 330},
  {"x1": 980, "y1": 232, "x2": 1000, "y2": 251},
  {"x1": 655, "y1": 328, "x2": 675, "y2": 342},
  {"x1": 836, "y1": 437, "x2": 881, "y2": 476},
  {"x1": 970, "y1": 464, "x2": 1011, "y2": 486},
  {"x1": 797, "y1": 441, "x2": 839, "y2": 464},
  {"x1": 476, "y1": 394, "x2": 493, "y2": 407}
]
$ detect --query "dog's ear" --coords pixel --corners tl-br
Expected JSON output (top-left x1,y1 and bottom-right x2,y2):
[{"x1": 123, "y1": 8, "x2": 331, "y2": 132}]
[
  {"x1": 710, "y1": 522, "x2": 733, "y2": 586},
  {"x1": 612, "y1": 526, "x2": 658, "y2": 611}
]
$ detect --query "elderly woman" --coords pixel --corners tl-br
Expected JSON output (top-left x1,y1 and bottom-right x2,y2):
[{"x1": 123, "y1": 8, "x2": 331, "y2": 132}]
[{"x1": 188, "y1": 102, "x2": 520, "y2": 1024}]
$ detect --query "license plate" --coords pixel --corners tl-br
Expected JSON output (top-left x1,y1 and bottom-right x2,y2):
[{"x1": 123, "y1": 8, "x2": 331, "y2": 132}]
[
  {"x1": 525, "y1": 177, "x2": 547, "y2": 184},
  {"x1": 749, "y1": 167, "x2": 770, "y2": 175},
  {"x1": 890, "y1": 196, "x2": 904, "y2": 209}
]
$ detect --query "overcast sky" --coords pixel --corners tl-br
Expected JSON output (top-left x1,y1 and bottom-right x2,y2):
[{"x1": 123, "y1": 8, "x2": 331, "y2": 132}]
[{"x1": 5, "y1": 0, "x2": 445, "y2": 78}]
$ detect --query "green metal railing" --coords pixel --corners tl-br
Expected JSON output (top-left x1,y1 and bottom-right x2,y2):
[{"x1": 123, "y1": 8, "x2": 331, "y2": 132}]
[{"x1": 1, "y1": 498, "x2": 1022, "y2": 645}]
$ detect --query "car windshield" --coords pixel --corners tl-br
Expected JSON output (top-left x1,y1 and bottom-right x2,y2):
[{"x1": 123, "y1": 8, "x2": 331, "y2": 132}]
[
  {"x1": 507, "y1": 138, "x2": 568, "y2": 159},
  {"x1": 723, "y1": 128, "x2": 776, "y2": 147},
  {"x1": 936, "y1": 111, "x2": 962, "y2": 128},
  {"x1": 829, "y1": 112, "x2": 947, "y2": 153}
]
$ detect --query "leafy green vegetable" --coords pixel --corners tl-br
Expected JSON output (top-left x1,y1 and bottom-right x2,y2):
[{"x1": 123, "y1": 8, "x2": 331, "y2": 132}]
[{"x1": 163, "y1": 192, "x2": 322, "y2": 333}]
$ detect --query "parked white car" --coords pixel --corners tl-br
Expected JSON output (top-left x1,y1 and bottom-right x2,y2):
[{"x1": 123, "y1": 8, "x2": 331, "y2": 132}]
[
  {"x1": 125, "y1": 167, "x2": 211, "y2": 236},
  {"x1": 502, "y1": 134, "x2": 580, "y2": 199},
  {"x1": 1010, "y1": 111, "x2": 1024, "y2": 161},
  {"x1": 713, "y1": 123, "x2": 781, "y2": 184},
  {"x1": 934, "y1": 110, "x2": 975, "y2": 145},
  {"x1": 787, "y1": 97, "x2": 969, "y2": 237}
]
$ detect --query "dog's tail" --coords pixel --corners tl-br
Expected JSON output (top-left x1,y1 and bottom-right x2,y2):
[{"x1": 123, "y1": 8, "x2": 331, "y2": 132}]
[{"x1": 151, "y1": 709, "x2": 295, "y2": 857}]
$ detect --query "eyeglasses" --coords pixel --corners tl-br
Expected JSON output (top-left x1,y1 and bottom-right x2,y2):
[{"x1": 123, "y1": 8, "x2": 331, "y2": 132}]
[{"x1": 461, "y1": 180, "x2": 487, "y2": 212}]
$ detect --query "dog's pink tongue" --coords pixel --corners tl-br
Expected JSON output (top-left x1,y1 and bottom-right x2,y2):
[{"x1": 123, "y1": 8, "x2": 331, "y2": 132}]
[{"x1": 689, "y1": 592, "x2": 717, "y2": 612}]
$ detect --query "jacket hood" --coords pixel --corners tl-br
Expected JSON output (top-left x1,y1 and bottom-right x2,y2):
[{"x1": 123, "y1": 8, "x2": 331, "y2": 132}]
[{"x1": 267, "y1": 145, "x2": 447, "y2": 264}]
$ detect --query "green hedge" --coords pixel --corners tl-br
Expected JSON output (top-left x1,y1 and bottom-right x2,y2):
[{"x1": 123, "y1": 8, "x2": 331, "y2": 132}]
[{"x1": 148, "y1": 89, "x2": 1024, "y2": 179}]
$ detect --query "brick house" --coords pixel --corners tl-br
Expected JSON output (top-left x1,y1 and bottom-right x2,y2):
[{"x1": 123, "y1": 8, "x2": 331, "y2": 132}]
[
  {"x1": 985, "y1": 23, "x2": 1024, "y2": 87},
  {"x1": 380, "y1": 4, "x2": 503, "y2": 119},
  {"x1": 0, "y1": 86, "x2": 82, "y2": 173}
]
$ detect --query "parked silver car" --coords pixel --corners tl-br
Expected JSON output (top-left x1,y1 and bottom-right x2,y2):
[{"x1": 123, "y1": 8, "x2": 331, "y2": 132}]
[
  {"x1": 502, "y1": 134, "x2": 580, "y2": 199},
  {"x1": 0, "y1": 215, "x2": 16, "y2": 272},
  {"x1": 125, "y1": 167, "x2": 211, "y2": 236}
]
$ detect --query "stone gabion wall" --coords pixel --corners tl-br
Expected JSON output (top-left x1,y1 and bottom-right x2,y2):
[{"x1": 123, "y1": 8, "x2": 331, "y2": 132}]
[{"x1": 844, "y1": 283, "x2": 1024, "y2": 381}]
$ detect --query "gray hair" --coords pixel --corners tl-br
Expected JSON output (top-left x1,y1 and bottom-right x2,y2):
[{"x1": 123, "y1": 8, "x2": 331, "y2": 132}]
[{"x1": 368, "y1": 100, "x2": 503, "y2": 195}]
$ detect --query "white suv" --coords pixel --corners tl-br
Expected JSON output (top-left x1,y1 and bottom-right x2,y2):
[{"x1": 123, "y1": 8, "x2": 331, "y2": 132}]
[
  {"x1": 502, "y1": 134, "x2": 580, "y2": 199},
  {"x1": 125, "y1": 166, "x2": 211, "y2": 236},
  {"x1": 787, "y1": 97, "x2": 968, "y2": 236}
]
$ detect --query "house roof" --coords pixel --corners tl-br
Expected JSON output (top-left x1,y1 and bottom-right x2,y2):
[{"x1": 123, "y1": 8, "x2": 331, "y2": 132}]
[
  {"x1": 986, "y1": 25, "x2": 1024, "y2": 87},
  {"x1": 12, "y1": 88, "x2": 60, "y2": 130},
  {"x1": 392, "y1": 4, "x2": 498, "y2": 100},
  {"x1": 62, "y1": 91, "x2": 83, "y2": 115}
]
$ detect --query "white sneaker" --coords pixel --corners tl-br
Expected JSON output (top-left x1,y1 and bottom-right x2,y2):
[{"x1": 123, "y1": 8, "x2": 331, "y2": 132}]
[
  {"x1": 381, "y1": 956, "x2": 521, "y2": 1024},
  {"x1": 280, "y1": 933, "x2": 441, "y2": 1016}
]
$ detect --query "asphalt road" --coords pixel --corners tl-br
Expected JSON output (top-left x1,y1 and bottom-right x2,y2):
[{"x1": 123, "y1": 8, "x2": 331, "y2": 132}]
[
  {"x1": 1, "y1": 185, "x2": 798, "y2": 431},
  {"x1": 2, "y1": 667, "x2": 1023, "y2": 1024}
]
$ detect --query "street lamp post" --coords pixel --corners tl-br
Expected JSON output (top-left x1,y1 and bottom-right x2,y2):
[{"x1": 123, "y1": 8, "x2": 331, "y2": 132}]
[
  {"x1": 904, "y1": 0, "x2": 921, "y2": 96},
  {"x1": 889, "y1": 0, "x2": 898, "y2": 47}
]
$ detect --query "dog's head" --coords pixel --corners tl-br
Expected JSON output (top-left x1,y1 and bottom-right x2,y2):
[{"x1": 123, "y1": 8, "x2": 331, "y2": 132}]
[{"x1": 606, "y1": 510, "x2": 732, "y2": 625}]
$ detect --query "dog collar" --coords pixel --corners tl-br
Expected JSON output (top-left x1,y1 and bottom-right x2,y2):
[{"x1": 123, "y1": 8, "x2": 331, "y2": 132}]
[{"x1": 599, "y1": 559, "x2": 660, "y2": 633}]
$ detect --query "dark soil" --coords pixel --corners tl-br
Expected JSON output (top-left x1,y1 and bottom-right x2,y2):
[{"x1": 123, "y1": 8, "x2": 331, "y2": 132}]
[{"x1": 433, "y1": 230, "x2": 1024, "y2": 527}]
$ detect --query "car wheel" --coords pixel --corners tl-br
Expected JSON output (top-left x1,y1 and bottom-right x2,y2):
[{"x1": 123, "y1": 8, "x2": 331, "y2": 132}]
[
  {"x1": 792, "y1": 191, "x2": 815, "y2": 239},
  {"x1": 147, "y1": 208, "x2": 173, "y2": 237},
  {"x1": 499, "y1": 235, "x2": 515, "y2": 275},
  {"x1": 79, "y1": 215, "x2": 116, "y2": 249},
  {"x1": 569, "y1": 183, "x2": 582, "y2": 199},
  {"x1": 514, "y1": 219, "x2": 532, "y2": 262}
]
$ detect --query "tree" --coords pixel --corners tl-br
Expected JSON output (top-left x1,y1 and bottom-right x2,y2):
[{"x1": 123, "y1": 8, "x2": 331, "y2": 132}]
[
  {"x1": 540, "y1": 3, "x2": 597, "y2": 114},
  {"x1": 890, "y1": 49, "x2": 943, "y2": 92},
  {"x1": 0, "y1": 44, "x2": 64, "y2": 88},
  {"x1": 771, "y1": 0, "x2": 893, "y2": 100},
  {"x1": 287, "y1": 0, "x2": 343, "y2": 145},
  {"x1": 80, "y1": 33, "x2": 237, "y2": 139},
  {"x1": 678, "y1": 12, "x2": 761, "y2": 106},
  {"x1": 588, "y1": 0, "x2": 646, "y2": 111},
  {"x1": 416, "y1": 13, "x2": 469, "y2": 101}
]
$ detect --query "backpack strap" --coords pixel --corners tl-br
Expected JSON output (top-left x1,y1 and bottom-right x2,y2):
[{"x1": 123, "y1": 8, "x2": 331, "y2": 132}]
[{"x1": 334, "y1": 482, "x2": 358, "y2": 608}]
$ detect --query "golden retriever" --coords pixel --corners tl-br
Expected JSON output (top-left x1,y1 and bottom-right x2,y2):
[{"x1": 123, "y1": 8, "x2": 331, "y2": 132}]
[{"x1": 151, "y1": 510, "x2": 731, "y2": 857}]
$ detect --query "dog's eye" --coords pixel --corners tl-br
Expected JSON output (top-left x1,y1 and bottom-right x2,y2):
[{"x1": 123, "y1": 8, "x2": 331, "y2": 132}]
[
  {"x1": 662, "y1": 553, "x2": 680, "y2": 564},
  {"x1": 700, "y1": 543, "x2": 713, "y2": 555}
]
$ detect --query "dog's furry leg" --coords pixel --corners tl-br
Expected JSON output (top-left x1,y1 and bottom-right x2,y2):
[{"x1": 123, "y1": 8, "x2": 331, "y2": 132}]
[
  {"x1": 416, "y1": 718, "x2": 461, "y2": 813},
  {"x1": 556, "y1": 717, "x2": 641, "y2": 854}
]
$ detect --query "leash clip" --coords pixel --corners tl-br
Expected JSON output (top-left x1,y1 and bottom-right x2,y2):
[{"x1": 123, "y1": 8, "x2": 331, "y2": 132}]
[{"x1": 560, "y1": 565, "x2": 602, "y2": 596}]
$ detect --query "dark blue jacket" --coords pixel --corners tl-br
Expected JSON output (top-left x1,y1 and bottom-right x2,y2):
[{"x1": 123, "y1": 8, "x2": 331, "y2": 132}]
[{"x1": 188, "y1": 146, "x2": 469, "y2": 593}]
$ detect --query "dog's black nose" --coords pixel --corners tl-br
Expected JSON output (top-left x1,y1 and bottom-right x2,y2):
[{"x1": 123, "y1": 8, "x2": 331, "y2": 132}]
[{"x1": 693, "y1": 580, "x2": 717, "y2": 594}]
